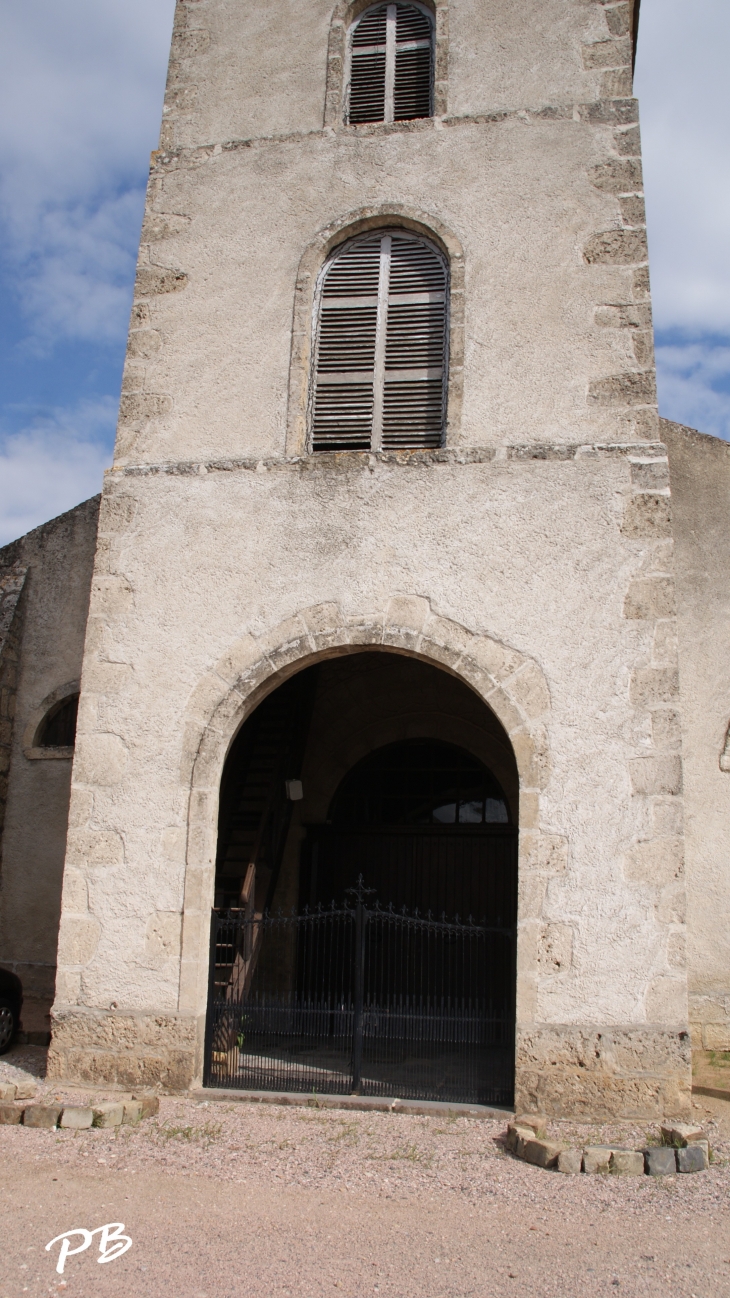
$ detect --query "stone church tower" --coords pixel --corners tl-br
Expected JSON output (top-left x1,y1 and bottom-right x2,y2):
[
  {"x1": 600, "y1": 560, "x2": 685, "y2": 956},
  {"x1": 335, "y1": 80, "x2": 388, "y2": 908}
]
[{"x1": 3, "y1": 0, "x2": 729, "y2": 1119}]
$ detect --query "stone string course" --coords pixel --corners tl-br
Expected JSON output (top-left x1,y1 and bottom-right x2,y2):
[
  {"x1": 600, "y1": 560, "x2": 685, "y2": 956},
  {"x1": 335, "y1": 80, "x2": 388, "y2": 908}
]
[{"x1": 507, "y1": 1114, "x2": 710, "y2": 1175}]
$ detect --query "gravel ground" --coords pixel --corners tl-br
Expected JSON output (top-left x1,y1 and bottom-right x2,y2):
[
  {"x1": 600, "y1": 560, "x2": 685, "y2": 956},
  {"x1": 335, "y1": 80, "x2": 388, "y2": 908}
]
[{"x1": 1, "y1": 1047, "x2": 729, "y2": 1298}]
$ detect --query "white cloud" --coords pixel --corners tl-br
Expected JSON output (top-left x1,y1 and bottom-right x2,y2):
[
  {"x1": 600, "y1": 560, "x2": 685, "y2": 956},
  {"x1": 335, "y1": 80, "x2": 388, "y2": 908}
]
[
  {"x1": 656, "y1": 340, "x2": 730, "y2": 442},
  {"x1": 0, "y1": 401, "x2": 114, "y2": 546},
  {"x1": 635, "y1": 0, "x2": 730, "y2": 438},
  {"x1": 635, "y1": 0, "x2": 730, "y2": 335},
  {"x1": 0, "y1": 0, "x2": 175, "y2": 347}
]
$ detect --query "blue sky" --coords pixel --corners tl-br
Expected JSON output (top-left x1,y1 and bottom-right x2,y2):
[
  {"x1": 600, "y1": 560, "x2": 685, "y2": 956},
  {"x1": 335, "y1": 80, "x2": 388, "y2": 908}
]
[{"x1": 0, "y1": 0, "x2": 728, "y2": 545}]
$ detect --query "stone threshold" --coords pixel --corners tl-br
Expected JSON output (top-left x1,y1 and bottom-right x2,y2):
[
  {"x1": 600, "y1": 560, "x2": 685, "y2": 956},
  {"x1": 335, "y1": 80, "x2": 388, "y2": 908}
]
[{"x1": 191, "y1": 1088, "x2": 512, "y2": 1120}]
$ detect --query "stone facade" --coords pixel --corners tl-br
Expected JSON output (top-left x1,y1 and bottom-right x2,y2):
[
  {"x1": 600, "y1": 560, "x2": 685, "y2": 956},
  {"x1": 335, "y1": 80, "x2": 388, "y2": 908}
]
[
  {"x1": 0, "y1": 499, "x2": 100, "y2": 1033},
  {"x1": 0, "y1": 0, "x2": 727, "y2": 1119}
]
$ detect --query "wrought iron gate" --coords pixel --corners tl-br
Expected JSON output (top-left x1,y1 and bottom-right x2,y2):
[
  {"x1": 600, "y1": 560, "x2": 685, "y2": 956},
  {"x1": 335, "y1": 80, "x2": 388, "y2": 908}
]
[{"x1": 205, "y1": 879, "x2": 514, "y2": 1105}]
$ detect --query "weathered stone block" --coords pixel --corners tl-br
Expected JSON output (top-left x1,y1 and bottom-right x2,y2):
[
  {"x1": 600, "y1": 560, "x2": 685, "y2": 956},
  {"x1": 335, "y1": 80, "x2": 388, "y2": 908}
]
[
  {"x1": 584, "y1": 230, "x2": 648, "y2": 266},
  {"x1": 630, "y1": 667, "x2": 679, "y2": 707},
  {"x1": 23, "y1": 1105, "x2": 62, "y2": 1129},
  {"x1": 581, "y1": 37, "x2": 631, "y2": 68},
  {"x1": 522, "y1": 1137, "x2": 564, "y2": 1169},
  {"x1": 676, "y1": 1144, "x2": 707, "y2": 1173},
  {"x1": 132, "y1": 1093, "x2": 160, "y2": 1119},
  {"x1": 123, "y1": 1100, "x2": 143, "y2": 1125},
  {"x1": 512, "y1": 1113, "x2": 548, "y2": 1137},
  {"x1": 60, "y1": 1106, "x2": 94, "y2": 1129},
  {"x1": 644, "y1": 1147, "x2": 676, "y2": 1175},
  {"x1": 134, "y1": 266, "x2": 188, "y2": 297},
  {"x1": 623, "y1": 577, "x2": 675, "y2": 619},
  {"x1": 605, "y1": 4, "x2": 630, "y2": 36},
  {"x1": 621, "y1": 493, "x2": 672, "y2": 538},
  {"x1": 588, "y1": 371, "x2": 656, "y2": 406},
  {"x1": 0, "y1": 1104, "x2": 22, "y2": 1124},
  {"x1": 660, "y1": 1122, "x2": 704, "y2": 1146},
  {"x1": 628, "y1": 757, "x2": 682, "y2": 797},
  {"x1": 583, "y1": 1147, "x2": 611, "y2": 1174},
  {"x1": 0, "y1": 1082, "x2": 17, "y2": 1101},
  {"x1": 506, "y1": 1123, "x2": 536, "y2": 1156},
  {"x1": 557, "y1": 1149, "x2": 582, "y2": 1174},
  {"x1": 610, "y1": 1150, "x2": 644, "y2": 1175},
  {"x1": 92, "y1": 1102, "x2": 124, "y2": 1128},
  {"x1": 616, "y1": 125, "x2": 641, "y2": 156},
  {"x1": 14, "y1": 1080, "x2": 37, "y2": 1100}
]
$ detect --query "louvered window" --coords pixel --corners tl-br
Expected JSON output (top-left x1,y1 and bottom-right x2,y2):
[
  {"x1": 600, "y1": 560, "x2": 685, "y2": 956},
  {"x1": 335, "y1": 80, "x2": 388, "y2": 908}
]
[
  {"x1": 311, "y1": 230, "x2": 448, "y2": 452},
  {"x1": 347, "y1": 2, "x2": 433, "y2": 125}
]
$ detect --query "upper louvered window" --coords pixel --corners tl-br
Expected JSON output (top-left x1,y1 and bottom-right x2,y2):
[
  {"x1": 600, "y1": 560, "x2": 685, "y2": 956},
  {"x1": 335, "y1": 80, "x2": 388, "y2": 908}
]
[
  {"x1": 310, "y1": 230, "x2": 448, "y2": 453},
  {"x1": 347, "y1": 2, "x2": 434, "y2": 125}
]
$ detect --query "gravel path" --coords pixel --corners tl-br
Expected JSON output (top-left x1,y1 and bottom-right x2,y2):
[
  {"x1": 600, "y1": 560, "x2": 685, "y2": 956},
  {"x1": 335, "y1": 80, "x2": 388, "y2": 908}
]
[{"x1": 1, "y1": 1047, "x2": 729, "y2": 1297}]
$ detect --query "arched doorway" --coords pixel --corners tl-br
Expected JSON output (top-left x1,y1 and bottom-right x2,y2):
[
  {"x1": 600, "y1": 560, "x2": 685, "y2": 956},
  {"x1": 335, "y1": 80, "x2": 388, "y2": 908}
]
[{"x1": 206, "y1": 651, "x2": 518, "y2": 1106}]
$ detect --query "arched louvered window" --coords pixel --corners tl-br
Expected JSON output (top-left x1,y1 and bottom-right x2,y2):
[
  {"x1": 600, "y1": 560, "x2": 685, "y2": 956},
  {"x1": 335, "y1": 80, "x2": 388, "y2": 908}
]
[
  {"x1": 310, "y1": 229, "x2": 449, "y2": 452},
  {"x1": 347, "y1": 2, "x2": 434, "y2": 125}
]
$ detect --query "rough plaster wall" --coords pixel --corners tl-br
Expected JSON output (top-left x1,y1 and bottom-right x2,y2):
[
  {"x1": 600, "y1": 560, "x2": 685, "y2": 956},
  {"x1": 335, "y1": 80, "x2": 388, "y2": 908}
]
[
  {"x1": 662, "y1": 419, "x2": 730, "y2": 1052},
  {"x1": 51, "y1": 445, "x2": 688, "y2": 1108},
  {"x1": 0, "y1": 498, "x2": 100, "y2": 1029},
  {"x1": 163, "y1": 0, "x2": 634, "y2": 147},
  {"x1": 118, "y1": 0, "x2": 654, "y2": 462}
]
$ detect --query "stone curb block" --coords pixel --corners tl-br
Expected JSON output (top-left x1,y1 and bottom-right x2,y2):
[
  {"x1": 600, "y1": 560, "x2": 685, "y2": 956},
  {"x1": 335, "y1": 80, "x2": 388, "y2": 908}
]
[
  {"x1": 132, "y1": 1094, "x2": 160, "y2": 1119},
  {"x1": 23, "y1": 1105, "x2": 62, "y2": 1129},
  {"x1": 60, "y1": 1107, "x2": 94, "y2": 1129},
  {"x1": 506, "y1": 1128, "x2": 709, "y2": 1176},
  {"x1": 644, "y1": 1147, "x2": 677, "y2": 1176},
  {"x1": 92, "y1": 1103, "x2": 125, "y2": 1128},
  {"x1": 610, "y1": 1150, "x2": 644, "y2": 1175},
  {"x1": 677, "y1": 1144, "x2": 708, "y2": 1173},
  {"x1": 14, "y1": 1082, "x2": 37, "y2": 1100},
  {"x1": 0, "y1": 1103, "x2": 23, "y2": 1124},
  {"x1": 0, "y1": 1082, "x2": 18, "y2": 1102}
]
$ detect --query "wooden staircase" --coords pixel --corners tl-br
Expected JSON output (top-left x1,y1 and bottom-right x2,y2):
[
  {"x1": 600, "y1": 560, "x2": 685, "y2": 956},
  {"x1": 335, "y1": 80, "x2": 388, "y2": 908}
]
[{"x1": 211, "y1": 667, "x2": 318, "y2": 1001}]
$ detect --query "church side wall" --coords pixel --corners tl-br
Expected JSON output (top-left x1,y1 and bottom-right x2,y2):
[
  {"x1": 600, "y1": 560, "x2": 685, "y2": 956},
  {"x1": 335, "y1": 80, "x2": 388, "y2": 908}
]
[
  {"x1": 0, "y1": 498, "x2": 100, "y2": 1033},
  {"x1": 662, "y1": 420, "x2": 730, "y2": 1055}
]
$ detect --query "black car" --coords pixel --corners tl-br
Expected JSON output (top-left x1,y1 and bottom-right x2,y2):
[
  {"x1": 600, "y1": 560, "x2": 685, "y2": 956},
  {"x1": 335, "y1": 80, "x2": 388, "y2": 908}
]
[{"x1": 0, "y1": 968, "x2": 22, "y2": 1055}]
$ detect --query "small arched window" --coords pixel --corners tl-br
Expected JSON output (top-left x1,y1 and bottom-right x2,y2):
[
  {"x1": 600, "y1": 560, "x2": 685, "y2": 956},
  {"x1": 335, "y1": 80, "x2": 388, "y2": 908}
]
[
  {"x1": 310, "y1": 229, "x2": 448, "y2": 452},
  {"x1": 347, "y1": 2, "x2": 434, "y2": 125},
  {"x1": 37, "y1": 694, "x2": 79, "y2": 748}
]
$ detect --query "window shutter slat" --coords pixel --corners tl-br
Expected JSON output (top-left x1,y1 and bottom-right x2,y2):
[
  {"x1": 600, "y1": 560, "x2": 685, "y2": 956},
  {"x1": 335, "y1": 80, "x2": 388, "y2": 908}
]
[
  {"x1": 348, "y1": 3, "x2": 433, "y2": 125},
  {"x1": 312, "y1": 231, "x2": 448, "y2": 454},
  {"x1": 394, "y1": 46, "x2": 432, "y2": 120}
]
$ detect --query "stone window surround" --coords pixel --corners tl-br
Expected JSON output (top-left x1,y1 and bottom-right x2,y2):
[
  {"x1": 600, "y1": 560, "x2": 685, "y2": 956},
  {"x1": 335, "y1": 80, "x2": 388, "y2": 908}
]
[
  {"x1": 23, "y1": 680, "x2": 80, "y2": 761},
  {"x1": 285, "y1": 204, "x2": 465, "y2": 457},
  {"x1": 324, "y1": 0, "x2": 448, "y2": 128}
]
